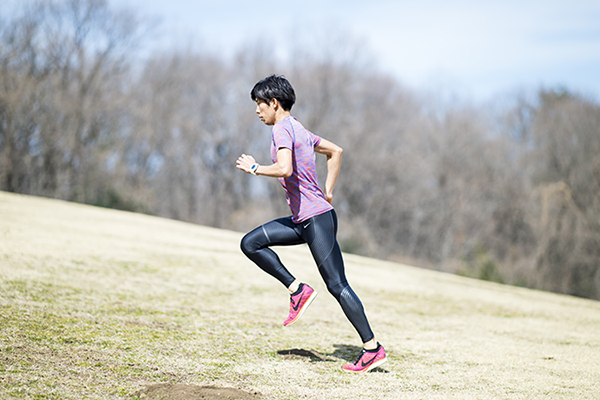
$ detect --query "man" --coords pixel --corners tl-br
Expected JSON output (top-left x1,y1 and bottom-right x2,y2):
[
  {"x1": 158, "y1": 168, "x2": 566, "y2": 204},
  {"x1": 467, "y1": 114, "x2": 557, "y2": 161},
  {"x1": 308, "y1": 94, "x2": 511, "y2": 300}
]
[{"x1": 237, "y1": 75, "x2": 386, "y2": 373}]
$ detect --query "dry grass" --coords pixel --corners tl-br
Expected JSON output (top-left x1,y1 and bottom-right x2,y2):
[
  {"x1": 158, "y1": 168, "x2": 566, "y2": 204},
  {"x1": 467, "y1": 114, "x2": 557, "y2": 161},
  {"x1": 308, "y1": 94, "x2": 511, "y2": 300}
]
[{"x1": 1, "y1": 190, "x2": 600, "y2": 399}]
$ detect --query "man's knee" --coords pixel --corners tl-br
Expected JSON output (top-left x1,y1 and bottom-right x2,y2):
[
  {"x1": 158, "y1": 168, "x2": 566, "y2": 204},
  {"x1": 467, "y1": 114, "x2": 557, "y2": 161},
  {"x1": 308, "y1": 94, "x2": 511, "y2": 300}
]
[
  {"x1": 240, "y1": 231, "x2": 258, "y2": 257},
  {"x1": 326, "y1": 281, "x2": 348, "y2": 300}
]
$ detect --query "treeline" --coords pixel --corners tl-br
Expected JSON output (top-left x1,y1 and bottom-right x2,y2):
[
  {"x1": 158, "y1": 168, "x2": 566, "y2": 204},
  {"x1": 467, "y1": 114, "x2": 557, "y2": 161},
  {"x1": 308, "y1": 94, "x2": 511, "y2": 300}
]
[{"x1": 2, "y1": 0, "x2": 599, "y2": 299}]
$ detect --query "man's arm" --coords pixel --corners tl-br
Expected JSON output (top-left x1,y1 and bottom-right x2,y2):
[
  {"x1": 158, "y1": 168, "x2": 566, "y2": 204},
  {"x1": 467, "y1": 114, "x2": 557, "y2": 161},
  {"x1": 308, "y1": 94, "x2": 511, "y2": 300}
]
[
  {"x1": 236, "y1": 148, "x2": 293, "y2": 178},
  {"x1": 315, "y1": 138, "x2": 343, "y2": 204}
]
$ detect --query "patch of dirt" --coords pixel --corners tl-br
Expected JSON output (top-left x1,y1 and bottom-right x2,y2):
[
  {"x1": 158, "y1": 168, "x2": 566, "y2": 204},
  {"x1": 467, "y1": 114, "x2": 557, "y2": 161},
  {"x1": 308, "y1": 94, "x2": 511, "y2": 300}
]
[{"x1": 134, "y1": 384, "x2": 264, "y2": 400}]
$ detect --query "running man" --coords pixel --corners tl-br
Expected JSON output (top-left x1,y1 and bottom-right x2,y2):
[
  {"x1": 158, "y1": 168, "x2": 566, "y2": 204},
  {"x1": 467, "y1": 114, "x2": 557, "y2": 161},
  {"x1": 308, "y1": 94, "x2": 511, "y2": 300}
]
[{"x1": 236, "y1": 75, "x2": 386, "y2": 373}]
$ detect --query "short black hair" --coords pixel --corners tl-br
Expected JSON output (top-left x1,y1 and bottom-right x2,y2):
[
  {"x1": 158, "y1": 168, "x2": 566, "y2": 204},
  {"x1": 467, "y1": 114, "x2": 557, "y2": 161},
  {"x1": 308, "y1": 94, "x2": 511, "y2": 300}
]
[{"x1": 250, "y1": 75, "x2": 296, "y2": 111}]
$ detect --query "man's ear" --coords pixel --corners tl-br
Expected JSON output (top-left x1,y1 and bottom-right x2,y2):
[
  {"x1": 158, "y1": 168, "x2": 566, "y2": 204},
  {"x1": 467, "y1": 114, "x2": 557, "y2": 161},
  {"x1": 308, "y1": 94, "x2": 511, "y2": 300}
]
[{"x1": 270, "y1": 98, "x2": 279, "y2": 109}]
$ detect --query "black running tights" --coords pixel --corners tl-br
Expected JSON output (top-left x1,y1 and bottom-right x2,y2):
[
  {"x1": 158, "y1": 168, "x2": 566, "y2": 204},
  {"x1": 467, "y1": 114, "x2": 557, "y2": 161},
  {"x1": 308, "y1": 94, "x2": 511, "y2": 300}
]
[{"x1": 240, "y1": 209, "x2": 374, "y2": 343}]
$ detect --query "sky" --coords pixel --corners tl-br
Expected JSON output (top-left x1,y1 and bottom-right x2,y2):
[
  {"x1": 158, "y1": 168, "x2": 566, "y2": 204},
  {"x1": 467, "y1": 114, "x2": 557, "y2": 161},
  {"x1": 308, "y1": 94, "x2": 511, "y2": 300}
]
[{"x1": 88, "y1": 1, "x2": 600, "y2": 102}]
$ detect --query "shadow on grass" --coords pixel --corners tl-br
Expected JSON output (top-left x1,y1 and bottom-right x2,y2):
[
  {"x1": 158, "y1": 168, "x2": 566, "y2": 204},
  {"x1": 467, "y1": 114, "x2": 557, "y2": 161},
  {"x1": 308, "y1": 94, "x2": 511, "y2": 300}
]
[
  {"x1": 277, "y1": 344, "x2": 388, "y2": 373},
  {"x1": 277, "y1": 348, "x2": 336, "y2": 362}
]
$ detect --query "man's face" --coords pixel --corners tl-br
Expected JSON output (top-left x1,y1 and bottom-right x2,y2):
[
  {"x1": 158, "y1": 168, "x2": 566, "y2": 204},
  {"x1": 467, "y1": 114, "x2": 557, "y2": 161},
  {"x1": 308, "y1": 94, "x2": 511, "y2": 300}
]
[{"x1": 255, "y1": 99, "x2": 276, "y2": 126}]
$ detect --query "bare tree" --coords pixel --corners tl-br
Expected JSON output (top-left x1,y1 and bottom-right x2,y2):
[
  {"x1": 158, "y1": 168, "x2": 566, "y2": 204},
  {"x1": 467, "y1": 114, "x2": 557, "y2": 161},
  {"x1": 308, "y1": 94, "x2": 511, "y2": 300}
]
[
  {"x1": 528, "y1": 90, "x2": 600, "y2": 298},
  {"x1": 0, "y1": 0, "x2": 145, "y2": 207}
]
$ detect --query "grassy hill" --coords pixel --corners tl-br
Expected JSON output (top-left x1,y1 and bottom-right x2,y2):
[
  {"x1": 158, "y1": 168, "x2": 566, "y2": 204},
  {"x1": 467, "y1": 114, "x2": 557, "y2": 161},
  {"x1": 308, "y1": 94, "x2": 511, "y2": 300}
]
[{"x1": 1, "y1": 191, "x2": 599, "y2": 399}]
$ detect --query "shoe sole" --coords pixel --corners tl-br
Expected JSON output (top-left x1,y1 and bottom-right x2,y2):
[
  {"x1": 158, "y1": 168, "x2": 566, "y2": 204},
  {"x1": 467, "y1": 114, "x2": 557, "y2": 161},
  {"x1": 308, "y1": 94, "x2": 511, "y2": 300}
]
[
  {"x1": 342, "y1": 356, "x2": 387, "y2": 373},
  {"x1": 284, "y1": 290, "x2": 318, "y2": 327}
]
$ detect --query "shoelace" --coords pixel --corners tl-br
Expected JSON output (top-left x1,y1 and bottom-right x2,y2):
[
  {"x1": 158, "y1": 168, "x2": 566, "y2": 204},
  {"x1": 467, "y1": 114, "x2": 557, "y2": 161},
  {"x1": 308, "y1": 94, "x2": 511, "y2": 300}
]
[
  {"x1": 290, "y1": 289, "x2": 302, "y2": 305},
  {"x1": 290, "y1": 295, "x2": 297, "y2": 307},
  {"x1": 353, "y1": 348, "x2": 367, "y2": 365}
]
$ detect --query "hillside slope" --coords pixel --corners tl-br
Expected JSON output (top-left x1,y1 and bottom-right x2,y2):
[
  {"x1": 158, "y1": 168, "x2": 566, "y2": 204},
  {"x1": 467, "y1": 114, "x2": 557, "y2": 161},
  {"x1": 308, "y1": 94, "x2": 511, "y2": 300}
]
[{"x1": 1, "y1": 191, "x2": 599, "y2": 399}]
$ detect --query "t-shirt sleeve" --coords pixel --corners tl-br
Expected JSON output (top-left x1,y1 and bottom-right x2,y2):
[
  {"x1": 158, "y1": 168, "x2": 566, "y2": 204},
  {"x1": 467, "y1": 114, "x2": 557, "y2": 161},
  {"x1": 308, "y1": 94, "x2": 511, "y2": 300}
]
[
  {"x1": 272, "y1": 123, "x2": 294, "y2": 151},
  {"x1": 309, "y1": 131, "x2": 322, "y2": 147}
]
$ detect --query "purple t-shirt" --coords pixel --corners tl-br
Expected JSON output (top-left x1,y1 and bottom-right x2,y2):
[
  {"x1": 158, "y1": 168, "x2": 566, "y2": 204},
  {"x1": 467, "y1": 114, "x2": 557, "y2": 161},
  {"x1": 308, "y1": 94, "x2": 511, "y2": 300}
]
[{"x1": 271, "y1": 116, "x2": 333, "y2": 223}]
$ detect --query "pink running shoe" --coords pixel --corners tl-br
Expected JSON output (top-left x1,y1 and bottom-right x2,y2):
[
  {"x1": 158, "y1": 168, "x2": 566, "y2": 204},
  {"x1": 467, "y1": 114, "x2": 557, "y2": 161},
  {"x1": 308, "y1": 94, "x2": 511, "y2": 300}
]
[
  {"x1": 342, "y1": 343, "x2": 387, "y2": 373},
  {"x1": 283, "y1": 283, "x2": 317, "y2": 327}
]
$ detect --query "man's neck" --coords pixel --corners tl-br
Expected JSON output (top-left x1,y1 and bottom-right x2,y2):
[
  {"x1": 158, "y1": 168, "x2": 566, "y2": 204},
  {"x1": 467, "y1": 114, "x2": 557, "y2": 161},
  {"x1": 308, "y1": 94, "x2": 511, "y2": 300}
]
[{"x1": 274, "y1": 110, "x2": 291, "y2": 124}]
